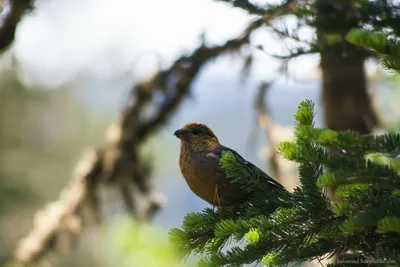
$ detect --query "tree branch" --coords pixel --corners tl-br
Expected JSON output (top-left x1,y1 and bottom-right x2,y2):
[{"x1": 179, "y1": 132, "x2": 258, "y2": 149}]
[
  {"x1": 13, "y1": 0, "x2": 300, "y2": 262},
  {"x1": 12, "y1": 15, "x2": 263, "y2": 265},
  {"x1": 255, "y1": 82, "x2": 280, "y2": 179},
  {"x1": 253, "y1": 82, "x2": 297, "y2": 190},
  {"x1": 0, "y1": 0, "x2": 33, "y2": 53}
]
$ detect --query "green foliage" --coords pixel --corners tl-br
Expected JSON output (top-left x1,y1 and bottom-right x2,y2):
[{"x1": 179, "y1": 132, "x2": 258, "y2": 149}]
[
  {"x1": 170, "y1": 2, "x2": 400, "y2": 264},
  {"x1": 220, "y1": 151, "x2": 287, "y2": 199},
  {"x1": 377, "y1": 216, "x2": 400, "y2": 233},
  {"x1": 170, "y1": 100, "x2": 400, "y2": 266},
  {"x1": 218, "y1": 0, "x2": 400, "y2": 62},
  {"x1": 99, "y1": 217, "x2": 182, "y2": 267},
  {"x1": 220, "y1": 150, "x2": 267, "y2": 193},
  {"x1": 347, "y1": 29, "x2": 400, "y2": 72}
]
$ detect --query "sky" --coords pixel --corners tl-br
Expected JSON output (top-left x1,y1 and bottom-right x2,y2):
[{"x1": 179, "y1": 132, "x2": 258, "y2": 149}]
[{"x1": 12, "y1": 0, "x2": 320, "y2": 89}]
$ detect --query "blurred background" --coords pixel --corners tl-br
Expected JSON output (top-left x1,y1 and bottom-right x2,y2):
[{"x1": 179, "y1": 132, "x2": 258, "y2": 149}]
[{"x1": 1, "y1": 0, "x2": 400, "y2": 266}]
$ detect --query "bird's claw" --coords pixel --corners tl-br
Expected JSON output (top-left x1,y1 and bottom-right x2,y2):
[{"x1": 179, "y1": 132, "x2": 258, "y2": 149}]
[{"x1": 213, "y1": 184, "x2": 223, "y2": 219}]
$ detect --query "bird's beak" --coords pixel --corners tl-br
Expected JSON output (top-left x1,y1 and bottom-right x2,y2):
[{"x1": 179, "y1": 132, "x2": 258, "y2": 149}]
[{"x1": 173, "y1": 129, "x2": 188, "y2": 139}]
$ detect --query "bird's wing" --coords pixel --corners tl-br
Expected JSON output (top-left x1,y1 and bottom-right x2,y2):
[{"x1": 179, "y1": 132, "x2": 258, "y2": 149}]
[{"x1": 208, "y1": 146, "x2": 286, "y2": 191}]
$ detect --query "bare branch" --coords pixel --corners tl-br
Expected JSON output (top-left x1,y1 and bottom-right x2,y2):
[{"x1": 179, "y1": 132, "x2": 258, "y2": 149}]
[
  {"x1": 252, "y1": 81, "x2": 297, "y2": 190},
  {"x1": 268, "y1": 23, "x2": 312, "y2": 44},
  {"x1": 14, "y1": 150, "x2": 102, "y2": 264},
  {"x1": 216, "y1": 0, "x2": 265, "y2": 15},
  {"x1": 13, "y1": 0, "x2": 301, "y2": 262},
  {"x1": 269, "y1": 47, "x2": 318, "y2": 60},
  {"x1": 255, "y1": 82, "x2": 280, "y2": 179},
  {"x1": 13, "y1": 11, "x2": 271, "y2": 265},
  {"x1": 0, "y1": 0, "x2": 34, "y2": 53}
]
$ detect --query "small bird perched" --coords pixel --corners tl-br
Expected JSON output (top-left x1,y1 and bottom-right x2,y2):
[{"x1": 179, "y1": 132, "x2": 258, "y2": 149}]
[{"x1": 174, "y1": 122, "x2": 286, "y2": 208}]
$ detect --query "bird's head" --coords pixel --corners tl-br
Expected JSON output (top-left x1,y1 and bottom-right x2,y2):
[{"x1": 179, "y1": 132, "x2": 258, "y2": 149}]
[{"x1": 174, "y1": 122, "x2": 220, "y2": 152}]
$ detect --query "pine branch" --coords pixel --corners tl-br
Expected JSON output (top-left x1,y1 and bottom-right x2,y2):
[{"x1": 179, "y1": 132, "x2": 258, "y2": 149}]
[
  {"x1": 377, "y1": 216, "x2": 400, "y2": 234},
  {"x1": 347, "y1": 29, "x2": 400, "y2": 72},
  {"x1": 171, "y1": 100, "x2": 400, "y2": 266}
]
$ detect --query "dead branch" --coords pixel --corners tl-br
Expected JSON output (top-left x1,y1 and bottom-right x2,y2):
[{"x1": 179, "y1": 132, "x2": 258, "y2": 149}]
[
  {"x1": 254, "y1": 81, "x2": 298, "y2": 190},
  {"x1": 12, "y1": 13, "x2": 267, "y2": 266},
  {"x1": 14, "y1": 150, "x2": 101, "y2": 264},
  {"x1": 13, "y1": 0, "x2": 300, "y2": 263},
  {"x1": 255, "y1": 82, "x2": 280, "y2": 179}
]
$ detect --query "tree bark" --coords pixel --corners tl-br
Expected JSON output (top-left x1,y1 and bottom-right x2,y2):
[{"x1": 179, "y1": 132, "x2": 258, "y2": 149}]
[
  {"x1": 320, "y1": 47, "x2": 379, "y2": 134},
  {"x1": 316, "y1": 0, "x2": 379, "y2": 133}
]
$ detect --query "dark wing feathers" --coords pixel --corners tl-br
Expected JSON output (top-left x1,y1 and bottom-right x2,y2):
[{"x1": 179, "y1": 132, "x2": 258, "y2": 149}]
[{"x1": 215, "y1": 146, "x2": 287, "y2": 191}]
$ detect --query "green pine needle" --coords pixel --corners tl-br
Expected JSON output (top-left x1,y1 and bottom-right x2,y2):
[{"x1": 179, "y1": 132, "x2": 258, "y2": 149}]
[
  {"x1": 376, "y1": 217, "x2": 400, "y2": 233},
  {"x1": 170, "y1": 99, "x2": 400, "y2": 266}
]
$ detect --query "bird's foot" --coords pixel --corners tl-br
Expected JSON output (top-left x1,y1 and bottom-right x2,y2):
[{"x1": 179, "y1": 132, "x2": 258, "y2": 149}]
[{"x1": 213, "y1": 185, "x2": 223, "y2": 219}]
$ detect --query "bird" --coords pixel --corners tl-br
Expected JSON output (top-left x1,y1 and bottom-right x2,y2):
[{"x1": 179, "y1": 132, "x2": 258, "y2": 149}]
[{"x1": 174, "y1": 122, "x2": 287, "y2": 208}]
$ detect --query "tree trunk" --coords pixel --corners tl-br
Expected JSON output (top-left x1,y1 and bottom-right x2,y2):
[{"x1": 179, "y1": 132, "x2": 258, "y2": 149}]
[
  {"x1": 316, "y1": 2, "x2": 381, "y2": 247},
  {"x1": 320, "y1": 48, "x2": 379, "y2": 134},
  {"x1": 316, "y1": 0, "x2": 379, "y2": 133}
]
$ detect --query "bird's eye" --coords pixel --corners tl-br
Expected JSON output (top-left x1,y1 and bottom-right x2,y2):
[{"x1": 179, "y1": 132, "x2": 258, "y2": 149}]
[{"x1": 192, "y1": 129, "x2": 201, "y2": 135}]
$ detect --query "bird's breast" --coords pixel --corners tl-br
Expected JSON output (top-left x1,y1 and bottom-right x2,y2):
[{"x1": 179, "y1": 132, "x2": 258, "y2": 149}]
[{"x1": 179, "y1": 149, "x2": 246, "y2": 206}]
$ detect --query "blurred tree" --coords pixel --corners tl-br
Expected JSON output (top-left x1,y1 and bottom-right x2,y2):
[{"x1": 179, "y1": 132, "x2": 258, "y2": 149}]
[
  {"x1": 10, "y1": 15, "x2": 259, "y2": 266},
  {"x1": 0, "y1": 0, "x2": 34, "y2": 52},
  {"x1": 315, "y1": 0, "x2": 376, "y2": 133},
  {"x1": 5, "y1": 1, "x2": 400, "y2": 266},
  {"x1": 0, "y1": 67, "x2": 111, "y2": 265},
  {"x1": 220, "y1": 0, "x2": 400, "y2": 133}
]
